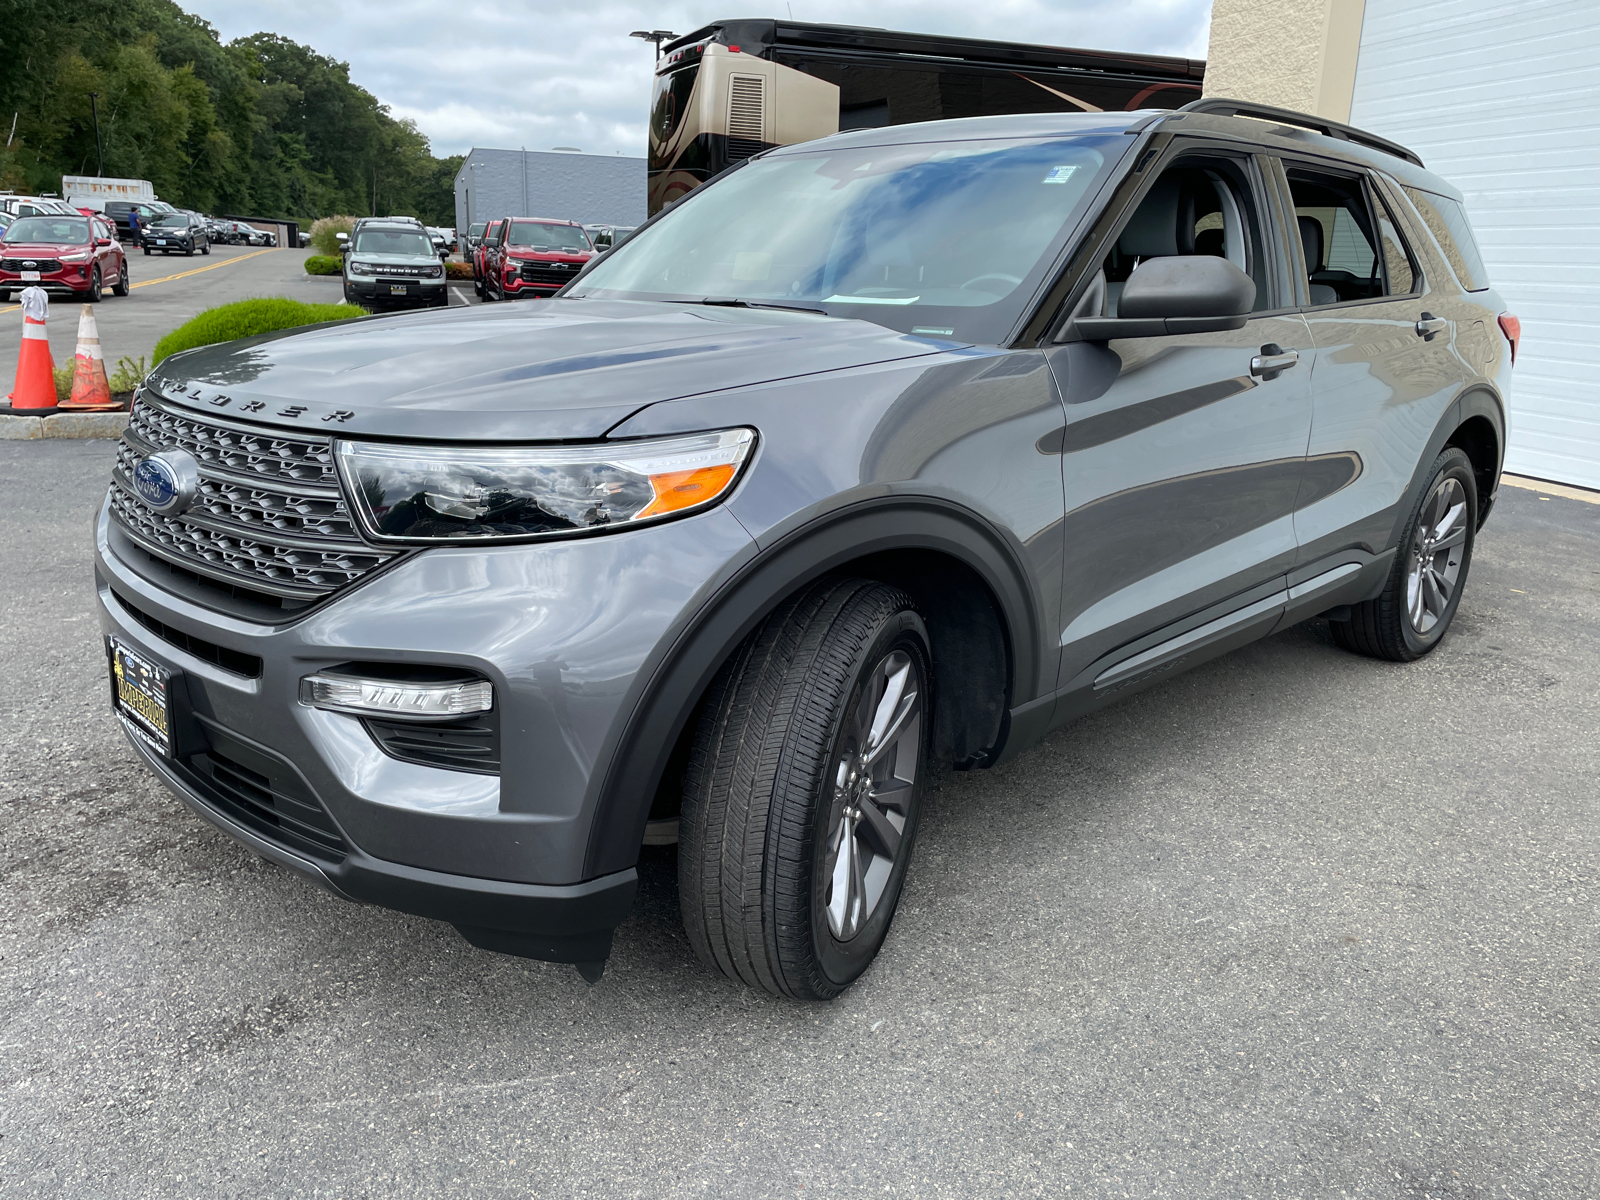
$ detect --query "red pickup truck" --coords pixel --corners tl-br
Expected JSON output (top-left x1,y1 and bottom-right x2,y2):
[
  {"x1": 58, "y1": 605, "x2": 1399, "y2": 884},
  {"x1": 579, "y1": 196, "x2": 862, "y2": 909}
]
[{"x1": 479, "y1": 217, "x2": 594, "y2": 301}]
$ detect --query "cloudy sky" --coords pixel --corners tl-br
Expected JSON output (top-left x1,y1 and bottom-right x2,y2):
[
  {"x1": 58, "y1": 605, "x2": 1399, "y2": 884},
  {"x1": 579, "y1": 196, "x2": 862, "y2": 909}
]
[{"x1": 183, "y1": 0, "x2": 1213, "y2": 159}]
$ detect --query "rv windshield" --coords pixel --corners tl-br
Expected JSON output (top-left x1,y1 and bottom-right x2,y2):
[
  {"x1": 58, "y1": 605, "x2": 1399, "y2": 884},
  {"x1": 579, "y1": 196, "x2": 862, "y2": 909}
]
[
  {"x1": 572, "y1": 135, "x2": 1121, "y2": 344},
  {"x1": 650, "y1": 63, "x2": 700, "y2": 146}
]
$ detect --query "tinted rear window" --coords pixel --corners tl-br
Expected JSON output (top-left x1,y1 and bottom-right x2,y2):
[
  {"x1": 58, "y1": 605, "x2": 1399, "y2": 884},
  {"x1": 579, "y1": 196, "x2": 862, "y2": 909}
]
[{"x1": 1403, "y1": 187, "x2": 1489, "y2": 291}]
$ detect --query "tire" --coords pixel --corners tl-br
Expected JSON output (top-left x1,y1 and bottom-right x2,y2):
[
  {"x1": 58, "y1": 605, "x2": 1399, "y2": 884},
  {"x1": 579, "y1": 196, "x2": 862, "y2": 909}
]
[
  {"x1": 86, "y1": 267, "x2": 102, "y2": 302},
  {"x1": 1331, "y1": 446, "x2": 1477, "y2": 662},
  {"x1": 680, "y1": 577, "x2": 932, "y2": 1000},
  {"x1": 112, "y1": 259, "x2": 129, "y2": 297},
  {"x1": 143, "y1": 246, "x2": 151, "y2": 256},
  {"x1": 473, "y1": 274, "x2": 483, "y2": 298},
  {"x1": 201, "y1": 242, "x2": 209, "y2": 256},
  {"x1": 184, "y1": 243, "x2": 194, "y2": 256},
  {"x1": 0, "y1": 290, "x2": 9, "y2": 304}
]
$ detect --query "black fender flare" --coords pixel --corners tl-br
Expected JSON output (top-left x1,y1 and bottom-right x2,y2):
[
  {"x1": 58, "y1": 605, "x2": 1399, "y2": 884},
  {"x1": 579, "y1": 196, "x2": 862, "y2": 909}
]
[
  {"x1": 1385, "y1": 384, "x2": 1506, "y2": 555},
  {"x1": 581, "y1": 496, "x2": 1046, "y2": 878}
]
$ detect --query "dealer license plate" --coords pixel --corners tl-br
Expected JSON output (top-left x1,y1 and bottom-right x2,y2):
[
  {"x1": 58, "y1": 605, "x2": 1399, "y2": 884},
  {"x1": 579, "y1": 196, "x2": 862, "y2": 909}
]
[
  {"x1": 110, "y1": 639, "x2": 171, "y2": 756},
  {"x1": 389, "y1": 284, "x2": 409, "y2": 295},
  {"x1": 20, "y1": 271, "x2": 40, "y2": 281}
]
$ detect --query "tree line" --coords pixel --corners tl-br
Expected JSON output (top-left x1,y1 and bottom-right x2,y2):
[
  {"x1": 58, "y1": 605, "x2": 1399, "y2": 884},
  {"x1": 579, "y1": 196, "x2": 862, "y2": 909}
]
[{"x1": 0, "y1": 0, "x2": 461, "y2": 225}]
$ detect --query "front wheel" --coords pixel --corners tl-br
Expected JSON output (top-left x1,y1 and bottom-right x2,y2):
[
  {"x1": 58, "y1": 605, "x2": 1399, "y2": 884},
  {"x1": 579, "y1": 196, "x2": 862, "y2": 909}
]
[
  {"x1": 84, "y1": 267, "x2": 103, "y2": 302},
  {"x1": 143, "y1": 245, "x2": 151, "y2": 256},
  {"x1": 1331, "y1": 446, "x2": 1477, "y2": 661},
  {"x1": 680, "y1": 577, "x2": 931, "y2": 1000},
  {"x1": 112, "y1": 259, "x2": 130, "y2": 296}
]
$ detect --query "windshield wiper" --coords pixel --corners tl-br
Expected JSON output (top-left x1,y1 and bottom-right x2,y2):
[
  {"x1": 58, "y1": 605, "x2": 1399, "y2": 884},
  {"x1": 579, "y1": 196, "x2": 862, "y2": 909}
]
[{"x1": 697, "y1": 297, "x2": 829, "y2": 316}]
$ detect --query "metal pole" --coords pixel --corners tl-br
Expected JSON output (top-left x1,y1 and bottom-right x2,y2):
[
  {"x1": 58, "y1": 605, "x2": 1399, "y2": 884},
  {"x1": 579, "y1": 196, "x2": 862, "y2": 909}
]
[{"x1": 89, "y1": 93, "x2": 105, "y2": 176}]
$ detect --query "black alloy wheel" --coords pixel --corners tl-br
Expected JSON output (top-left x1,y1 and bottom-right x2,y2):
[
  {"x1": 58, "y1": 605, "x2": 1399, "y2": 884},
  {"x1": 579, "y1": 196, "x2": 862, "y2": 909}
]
[
  {"x1": 184, "y1": 241, "x2": 194, "y2": 256},
  {"x1": 84, "y1": 266, "x2": 102, "y2": 302},
  {"x1": 112, "y1": 258, "x2": 129, "y2": 297},
  {"x1": 1331, "y1": 446, "x2": 1478, "y2": 661},
  {"x1": 680, "y1": 577, "x2": 931, "y2": 1000}
]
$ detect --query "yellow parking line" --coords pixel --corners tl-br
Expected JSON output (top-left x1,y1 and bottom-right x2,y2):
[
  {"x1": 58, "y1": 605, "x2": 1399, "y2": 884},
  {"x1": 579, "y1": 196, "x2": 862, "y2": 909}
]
[{"x1": 0, "y1": 247, "x2": 280, "y2": 314}]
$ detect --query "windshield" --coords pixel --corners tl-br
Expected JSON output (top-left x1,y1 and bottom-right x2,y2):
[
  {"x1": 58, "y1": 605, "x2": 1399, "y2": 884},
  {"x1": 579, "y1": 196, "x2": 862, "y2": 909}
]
[
  {"x1": 507, "y1": 223, "x2": 590, "y2": 251},
  {"x1": 151, "y1": 214, "x2": 189, "y2": 228},
  {"x1": 576, "y1": 136, "x2": 1118, "y2": 342},
  {"x1": 3, "y1": 216, "x2": 90, "y2": 243},
  {"x1": 469, "y1": 223, "x2": 486, "y2": 237},
  {"x1": 354, "y1": 228, "x2": 434, "y2": 257}
]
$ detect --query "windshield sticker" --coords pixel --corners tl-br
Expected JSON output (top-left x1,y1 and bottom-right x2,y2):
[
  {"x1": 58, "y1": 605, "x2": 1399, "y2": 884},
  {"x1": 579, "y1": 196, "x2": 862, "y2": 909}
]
[
  {"x1": 912, "y1": 327, "x2": 955, "y2": 336},
  {"x1": 1042, "y1": 165, "x2": 1081, "y2": 185},
  {"x1": 824, "y1": 295, "x2": 920, "y2": 305}
]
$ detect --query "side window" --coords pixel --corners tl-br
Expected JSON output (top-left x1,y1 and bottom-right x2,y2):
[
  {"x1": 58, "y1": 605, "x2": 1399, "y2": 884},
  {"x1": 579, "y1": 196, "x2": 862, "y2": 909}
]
[
  {"x1": 1286, "y1": 168, "x2": 1408, "y2": 306},
  {"x1": 1403, "y1": 186, "x2": 1489, "y2": 292},
  {"x1": 1101, "y1": 157, "x2": 1273, "y2": 315},
  {"x1": 1373, "y1": 192, "x2": 1418, "y2": 296}
]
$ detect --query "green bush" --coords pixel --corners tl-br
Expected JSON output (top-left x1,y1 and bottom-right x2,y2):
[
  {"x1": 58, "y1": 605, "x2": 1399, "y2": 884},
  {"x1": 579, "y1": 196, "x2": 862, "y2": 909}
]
[
  {"x1": 153, "y1": 298, "x2": 364, "y2": 366},
  {"x1": 53, "y1": 363, "x2": 73, "y2": 403},
  {"x1": 304, "y1": 255, "x2": 343, "y2": 276},
  {"x1": 108, "y1": 355, "x2": 149, "y2": 393},
  {"x1": 308, "y1": 215, "x2": 356, "y2": 256}
]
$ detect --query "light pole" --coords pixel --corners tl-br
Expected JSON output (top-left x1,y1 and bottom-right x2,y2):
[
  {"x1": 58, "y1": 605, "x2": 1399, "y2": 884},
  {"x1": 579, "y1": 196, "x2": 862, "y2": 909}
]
[
  {"x1": 629, "y1": 30, "x2": 678, "y2": 61},
  {"x1": 88, "y1": 92, "x2": 105, "y2": 176}
]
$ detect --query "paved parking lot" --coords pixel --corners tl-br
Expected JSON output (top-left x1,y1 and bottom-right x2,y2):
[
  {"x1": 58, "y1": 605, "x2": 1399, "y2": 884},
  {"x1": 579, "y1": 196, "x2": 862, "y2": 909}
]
[
  {"x1": 1, "y1": 441, "x2": 1595, "y2": 1199},
  {"x1": 0, "y1": 245, "x2": 481, "y2": 390}
]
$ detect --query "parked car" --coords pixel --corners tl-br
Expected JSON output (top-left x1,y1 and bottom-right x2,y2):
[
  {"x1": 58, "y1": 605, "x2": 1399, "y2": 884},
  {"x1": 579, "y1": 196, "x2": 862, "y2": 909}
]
[
  {"x1": 1, "y1": 194, "x2": 79, "y2": 219},
  {"x1": 340, "y1": 219, "x2": 447, "y2": 309},
  {"x1": 479, "y1": 217, "x2": 593, "y2": 301},
  {"x1": 237, "y1": 223, "x2": 276, "y2": 247},
  {"x1": 0, "y1": 211, "x2": 128, "y2": 302},
  {"x1": 94, "y1": 101, "x2": 1514, "y2": 998},
  {"x1": 102, "y1": 200, "x2": 162, "y2": 245},
  {"x1": 471, "y1": 218, "x2": 504, "y2": 297},
  {"x1": 298, "y1": 230, "x2": 311, "y2": 248},
  {"x1": 464, "y1": 222, "x2": 487, "y2": 253},
  {"x1": 583, "y1": 224, "x2": 637, "y2": 251},
  {"x1": 141, "y1": 212, "x2": 210, "y2": 257}
]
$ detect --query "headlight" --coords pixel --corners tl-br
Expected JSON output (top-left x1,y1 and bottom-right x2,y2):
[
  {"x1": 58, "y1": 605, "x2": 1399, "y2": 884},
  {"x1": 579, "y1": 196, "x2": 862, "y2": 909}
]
[
  {"x1": 337, "y1": 429, "x2": 756, "y2": 544},
  {"x1": 61, "y1": 250, "x2": 91, "y2": 262},
  {"x1": 348, "y1": 261, "x2": 373, "y2": 276},
  {"x1": 425, "y1": 265, "x2": 444, "y2": 278}
]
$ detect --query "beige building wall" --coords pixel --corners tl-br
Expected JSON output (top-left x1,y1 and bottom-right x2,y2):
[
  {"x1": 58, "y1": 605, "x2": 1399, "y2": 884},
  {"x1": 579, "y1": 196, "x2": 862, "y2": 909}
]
[{"x1": 1203, "y1": 0, "x2": 1368, "y2": 122}]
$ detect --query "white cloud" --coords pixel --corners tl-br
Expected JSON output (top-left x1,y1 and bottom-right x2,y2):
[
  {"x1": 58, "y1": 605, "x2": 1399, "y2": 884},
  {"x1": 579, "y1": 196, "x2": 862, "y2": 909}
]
[{"x1": 182, "y1": 0, "x2": 1211, "y2": 157}]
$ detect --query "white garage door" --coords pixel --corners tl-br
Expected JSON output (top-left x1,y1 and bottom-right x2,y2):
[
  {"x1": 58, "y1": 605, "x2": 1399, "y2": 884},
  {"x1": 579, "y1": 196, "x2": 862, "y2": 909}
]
[{"x1": 1349, "y1": 0, "x2": 1600, "y2": 489}]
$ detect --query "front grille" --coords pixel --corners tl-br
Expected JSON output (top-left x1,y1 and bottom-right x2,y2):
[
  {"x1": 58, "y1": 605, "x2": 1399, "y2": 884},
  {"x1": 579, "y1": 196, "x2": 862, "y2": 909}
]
[
  {"x1": 184, "y1": 738, "x2": 347, "y2": 864},
  {"x1": 361, "y1": 266, "x2": 438, "y2": 278},
  {"x1": 1, "y1": 257, "x2": 62, "y2": 271},
  {"x1": 520, "y1": 262, "x2": 581, "y2": 285},
  {"x1": 108, "y1": 394, "x2": 397, "y2": 603}
]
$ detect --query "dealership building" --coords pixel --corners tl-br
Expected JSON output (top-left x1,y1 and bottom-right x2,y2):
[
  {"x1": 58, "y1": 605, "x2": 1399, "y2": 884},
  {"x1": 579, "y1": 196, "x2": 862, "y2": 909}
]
[
  {"x1": 1208, "y1": 0, "x2": 1599, "y2": 489},
  {"x1": 452, "y1": 148, "x2": 647, "y2": 238}
]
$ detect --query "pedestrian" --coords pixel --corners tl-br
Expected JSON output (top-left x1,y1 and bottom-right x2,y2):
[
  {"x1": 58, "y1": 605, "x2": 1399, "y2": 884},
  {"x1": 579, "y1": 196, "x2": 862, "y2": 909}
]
[{"x1": 127, "y1": 207, "x2": 141, "y2": 247}]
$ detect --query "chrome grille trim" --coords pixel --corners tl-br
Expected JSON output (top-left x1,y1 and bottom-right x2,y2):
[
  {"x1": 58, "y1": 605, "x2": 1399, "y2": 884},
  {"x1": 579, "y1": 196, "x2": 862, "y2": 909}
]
[{"x1": 108, "y1": 394, "x2": 397, "y2": 601}]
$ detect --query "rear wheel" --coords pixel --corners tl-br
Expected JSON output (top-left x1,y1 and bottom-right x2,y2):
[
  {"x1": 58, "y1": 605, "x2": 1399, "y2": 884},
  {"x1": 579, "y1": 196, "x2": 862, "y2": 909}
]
[
  {"x1": 1331, "y1": 447, "x2": 1477, "y2": 661},
  {"x1": 679, "y1": 577, "x2": 931, "y2": 1000},
  {"x1": 201, "y1": 241, "x2": 210, "y2": 255}
]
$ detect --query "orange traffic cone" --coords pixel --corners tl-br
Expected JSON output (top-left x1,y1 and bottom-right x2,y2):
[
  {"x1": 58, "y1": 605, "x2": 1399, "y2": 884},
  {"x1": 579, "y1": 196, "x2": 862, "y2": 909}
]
[
  {"x1": 7, "y1": 287, "x2": 58, "y2": 410},
  {"x1": 60, "y1": 303, "x2": 117, "y2": 410}
]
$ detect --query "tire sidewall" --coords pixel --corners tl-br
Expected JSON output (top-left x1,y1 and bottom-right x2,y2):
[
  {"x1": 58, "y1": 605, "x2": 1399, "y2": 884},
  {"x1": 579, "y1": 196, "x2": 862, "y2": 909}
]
[
  {"x1": 1399, "y1": 449, "x2": 1478, "y2": 656},
  {"x1": 807, "y1": 608, "x2": 932, "y2": 991}
]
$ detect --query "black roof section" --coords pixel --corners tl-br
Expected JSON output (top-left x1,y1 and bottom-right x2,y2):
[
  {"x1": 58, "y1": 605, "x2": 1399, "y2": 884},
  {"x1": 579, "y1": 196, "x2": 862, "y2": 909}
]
[
  {"x1": 666, "y1": 19, "x2": 1204, "y2": 81},
  {"x1": 1176, "y1": 97, "x2": 1423, "y2": 167}
]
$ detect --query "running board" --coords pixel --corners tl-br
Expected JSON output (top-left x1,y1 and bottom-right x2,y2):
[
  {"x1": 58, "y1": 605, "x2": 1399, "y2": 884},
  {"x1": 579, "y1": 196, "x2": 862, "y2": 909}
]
[{"x1": 1093, "y1": 563, "x2": 1362, "y2": 692}]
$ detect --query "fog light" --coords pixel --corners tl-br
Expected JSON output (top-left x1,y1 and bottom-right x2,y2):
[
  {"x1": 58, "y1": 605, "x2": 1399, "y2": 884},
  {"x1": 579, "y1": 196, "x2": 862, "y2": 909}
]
[{"x1": 299, "y1": 672, "x2": 493, "y2": 719}]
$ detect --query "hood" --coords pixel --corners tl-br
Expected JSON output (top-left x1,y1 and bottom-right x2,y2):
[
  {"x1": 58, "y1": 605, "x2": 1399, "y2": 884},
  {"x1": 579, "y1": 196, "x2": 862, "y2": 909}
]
[
  {"x1": 350, "y1": 252, "x2": 440, "y2": 268},
  {"x1": 2, "y1": 242, "x2": 88, "y2": 258},
  {"x1": 148, "y1": 299, "x2": 961, "y2": 440},
  {"x1": 506, "y1": 247, "x2": 591, "y2": 261}
]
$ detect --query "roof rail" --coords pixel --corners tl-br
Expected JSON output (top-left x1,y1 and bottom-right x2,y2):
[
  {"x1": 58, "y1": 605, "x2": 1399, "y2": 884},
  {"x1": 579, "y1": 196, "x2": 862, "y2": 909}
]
[{"x1": 1175, "y1": 97, "x2": 1424, "y2": 168}]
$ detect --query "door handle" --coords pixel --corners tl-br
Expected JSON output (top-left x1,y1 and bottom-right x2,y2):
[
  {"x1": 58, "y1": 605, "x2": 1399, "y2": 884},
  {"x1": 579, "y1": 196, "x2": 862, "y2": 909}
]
[
  {"x1": 1416, "y1": 312, "x2": 1448, "y2": 340},
  {"x1": 1250, "y1": 344, "x2": 1300, "y2": 381}
]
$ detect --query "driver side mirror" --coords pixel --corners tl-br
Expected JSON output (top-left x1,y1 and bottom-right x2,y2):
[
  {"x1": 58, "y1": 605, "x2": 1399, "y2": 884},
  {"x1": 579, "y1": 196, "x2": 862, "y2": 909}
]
[
  {"x1": 1070, "y1": 256, "x2": 1256, "y2": 342},
  {"x1": 94, "y1": 238, "x2": 111, "y2": 248}
]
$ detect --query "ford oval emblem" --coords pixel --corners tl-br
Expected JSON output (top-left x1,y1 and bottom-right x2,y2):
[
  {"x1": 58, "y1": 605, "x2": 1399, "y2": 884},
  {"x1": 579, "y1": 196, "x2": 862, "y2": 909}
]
[{"x1": 132, "y1": 450, "x2": 199, "y2": 517}]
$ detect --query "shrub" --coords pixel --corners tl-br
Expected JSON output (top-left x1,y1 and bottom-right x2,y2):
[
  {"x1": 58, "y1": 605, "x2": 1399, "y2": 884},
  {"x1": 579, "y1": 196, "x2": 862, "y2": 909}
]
[
  {"x1": 53, "y1": 363, "x2": 73, "y2": 403},
  {"x1": 108, "y1": 355, "x2": 149, "y2": 393},
  {"x1": 153, "y1": 298, "x2": 364, "y2": 366},
  {"x1": 445, "y1": 260, "x2": 473, "y2": 280},
  {"x1": 304, "y1": 255, "x2": 343, "y2": 276},
  {"x1": 308, "y1": 215, "x2": 356, "y2": 256}
]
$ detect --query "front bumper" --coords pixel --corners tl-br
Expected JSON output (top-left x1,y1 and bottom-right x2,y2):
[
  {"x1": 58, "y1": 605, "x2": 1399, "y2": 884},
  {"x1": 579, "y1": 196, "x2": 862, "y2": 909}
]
[
  {"x1": 146, "y1": 237, "x2": 194, "y2": 252},
  {"x1": 94, "y1": 495, "x2": 753, "y2": 962},
  {"x1": 346, "y1": 276, "x2": 446, "y2": 304},
  {"x1": 1, "y1": 267, "x2": 93, "y2": 293}
]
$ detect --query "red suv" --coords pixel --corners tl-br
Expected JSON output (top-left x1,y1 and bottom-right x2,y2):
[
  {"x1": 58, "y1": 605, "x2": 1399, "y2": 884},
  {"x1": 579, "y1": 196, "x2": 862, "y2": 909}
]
[
  {"x1": 0, "y1": 212, "x2": 128, "y2": 303},
  {"x1": 471, "y1": 219, "x2": 503, "y2": 298},
  {"x1": 480, "y1": 217, "x2": 594, "y2": 302}
]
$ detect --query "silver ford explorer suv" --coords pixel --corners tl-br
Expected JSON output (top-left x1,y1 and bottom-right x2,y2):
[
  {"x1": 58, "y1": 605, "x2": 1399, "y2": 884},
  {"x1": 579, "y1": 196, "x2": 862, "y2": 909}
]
[{"x1": 98, "y1": 100, "x2": 1516, "y2": 998}]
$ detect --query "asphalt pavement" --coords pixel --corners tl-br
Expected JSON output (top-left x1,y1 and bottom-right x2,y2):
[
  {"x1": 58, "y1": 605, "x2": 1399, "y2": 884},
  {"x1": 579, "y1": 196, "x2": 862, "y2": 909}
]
[
  {"x1": 1, "y1": 442, "x2": 1595, "y2": 1199},
  {"x1": 0, "y1": 245, "x2": 480, "y2": 391}
]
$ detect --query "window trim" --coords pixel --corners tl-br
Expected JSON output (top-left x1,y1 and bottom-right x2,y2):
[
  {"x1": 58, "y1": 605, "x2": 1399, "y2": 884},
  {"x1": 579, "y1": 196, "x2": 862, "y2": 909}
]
[{"x1": 1275, "y1": 155, "x2": 1426, "y2": 312}]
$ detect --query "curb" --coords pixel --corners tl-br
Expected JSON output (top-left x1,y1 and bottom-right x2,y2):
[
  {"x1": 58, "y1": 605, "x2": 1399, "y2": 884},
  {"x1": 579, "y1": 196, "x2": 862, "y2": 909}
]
[{"x1": 1, "y1": 411, "x2": 130, "y2": 440}]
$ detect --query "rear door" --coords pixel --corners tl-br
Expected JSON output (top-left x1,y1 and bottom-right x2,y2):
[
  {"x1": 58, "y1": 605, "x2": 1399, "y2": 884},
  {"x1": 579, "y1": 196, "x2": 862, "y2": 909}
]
[
  {"x1": 1273, "y1": 158, "x2": 1473, "y2": 576},
  {"x1": 1043, "y1": 145, "x2": 1315, "y2": 707}
]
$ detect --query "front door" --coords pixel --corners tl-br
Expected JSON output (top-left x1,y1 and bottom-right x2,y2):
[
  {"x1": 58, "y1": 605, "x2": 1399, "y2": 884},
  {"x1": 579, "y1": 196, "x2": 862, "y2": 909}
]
[{"x1": 1043, "y1": 150, "x2": 1314, "y2": 708}]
